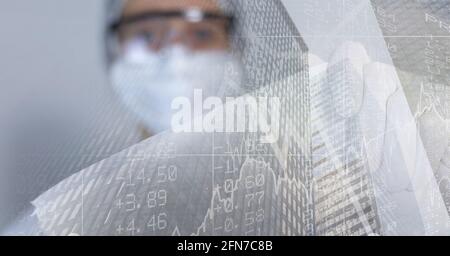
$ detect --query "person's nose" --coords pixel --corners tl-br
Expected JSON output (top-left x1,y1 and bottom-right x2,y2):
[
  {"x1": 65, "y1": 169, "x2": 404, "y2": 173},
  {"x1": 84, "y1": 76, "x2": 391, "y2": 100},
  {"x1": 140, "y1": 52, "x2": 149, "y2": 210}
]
[
  {"x1": 166, "y1": 29, "x2": 185, "y2": 46},
  {"x1": 164, "y1": 20, "x2": 187, "y2": 47}
]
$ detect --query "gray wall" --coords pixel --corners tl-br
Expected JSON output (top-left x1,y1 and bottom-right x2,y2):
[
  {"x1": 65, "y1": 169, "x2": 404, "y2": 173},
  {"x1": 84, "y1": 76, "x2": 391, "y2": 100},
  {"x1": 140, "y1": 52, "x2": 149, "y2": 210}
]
[{"x1": 0, "y1": 0, "x2": 142, "y2": 228}]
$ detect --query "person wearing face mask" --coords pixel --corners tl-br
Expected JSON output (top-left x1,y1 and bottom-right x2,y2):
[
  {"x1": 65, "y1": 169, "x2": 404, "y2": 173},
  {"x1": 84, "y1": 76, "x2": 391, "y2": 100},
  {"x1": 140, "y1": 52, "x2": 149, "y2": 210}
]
[
  {"x1": 106, "y1": 0, "x2": 243, "y2": 138},
  {"x1": 0, "y1": 0, "x2": 248, "y2": 236}
]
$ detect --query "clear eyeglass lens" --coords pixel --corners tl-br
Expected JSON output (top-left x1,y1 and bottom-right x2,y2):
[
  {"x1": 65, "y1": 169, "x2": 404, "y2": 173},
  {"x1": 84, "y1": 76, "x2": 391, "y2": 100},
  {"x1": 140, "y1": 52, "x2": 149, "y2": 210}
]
[{"x1": 118, "y1": 18, "x2": 229, "y2": 52}]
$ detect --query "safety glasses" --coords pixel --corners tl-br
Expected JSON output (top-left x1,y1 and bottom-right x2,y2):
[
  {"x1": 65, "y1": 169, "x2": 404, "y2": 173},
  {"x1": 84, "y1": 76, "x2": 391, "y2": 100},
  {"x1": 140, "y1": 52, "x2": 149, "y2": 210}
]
[{"x1": 110, "y1": 9, "x2": 234, "y2": 52}]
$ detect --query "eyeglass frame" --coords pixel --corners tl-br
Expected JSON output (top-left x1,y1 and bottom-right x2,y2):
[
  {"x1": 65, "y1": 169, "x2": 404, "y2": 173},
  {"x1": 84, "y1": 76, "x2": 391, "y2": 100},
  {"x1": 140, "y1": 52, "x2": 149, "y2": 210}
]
[{"x1": 109, "y1": 9, "x2": 235, "y2": 34}]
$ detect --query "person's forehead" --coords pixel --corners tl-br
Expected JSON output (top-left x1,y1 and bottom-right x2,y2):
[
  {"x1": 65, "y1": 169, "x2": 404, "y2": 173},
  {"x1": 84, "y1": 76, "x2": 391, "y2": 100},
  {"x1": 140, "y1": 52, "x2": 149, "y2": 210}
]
[{"x1": 123, "y1": 0, "x2": 222, "y2": 16}]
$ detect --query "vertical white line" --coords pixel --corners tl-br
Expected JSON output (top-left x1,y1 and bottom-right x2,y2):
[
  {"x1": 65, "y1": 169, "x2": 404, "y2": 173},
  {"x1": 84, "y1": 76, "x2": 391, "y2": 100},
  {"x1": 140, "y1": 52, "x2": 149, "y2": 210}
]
[
  {"x1": 81, "y1": 172, "x2": 84, "y2": 235},
  {"x1": 212, "y1": 132, "x2": 215, "y2": 235}
]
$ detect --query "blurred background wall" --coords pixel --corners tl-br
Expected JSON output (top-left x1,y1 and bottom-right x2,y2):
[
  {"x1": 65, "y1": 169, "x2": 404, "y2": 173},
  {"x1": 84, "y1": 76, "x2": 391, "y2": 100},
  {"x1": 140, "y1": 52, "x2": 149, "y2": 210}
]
[{"x1": 0, "y1": 0, "x2": 142, "y2": 229}]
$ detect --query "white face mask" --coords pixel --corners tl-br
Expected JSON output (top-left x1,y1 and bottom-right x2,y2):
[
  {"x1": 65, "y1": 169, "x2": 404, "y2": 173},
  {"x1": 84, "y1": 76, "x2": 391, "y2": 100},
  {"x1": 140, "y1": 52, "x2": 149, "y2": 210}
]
[{"x1": 110, "y1": 45, "x2": 243, "y2": 134}]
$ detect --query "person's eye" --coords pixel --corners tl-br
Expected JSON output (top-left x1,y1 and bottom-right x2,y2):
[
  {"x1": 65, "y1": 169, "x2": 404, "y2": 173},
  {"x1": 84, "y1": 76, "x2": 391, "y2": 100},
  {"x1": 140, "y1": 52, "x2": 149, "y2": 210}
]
[
  {"x1": 139, "y1": 31, "x2": 156, "y2": 43},
  {"x1": 194, "y1": 29, "x2": 213, "y2": 41}
]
